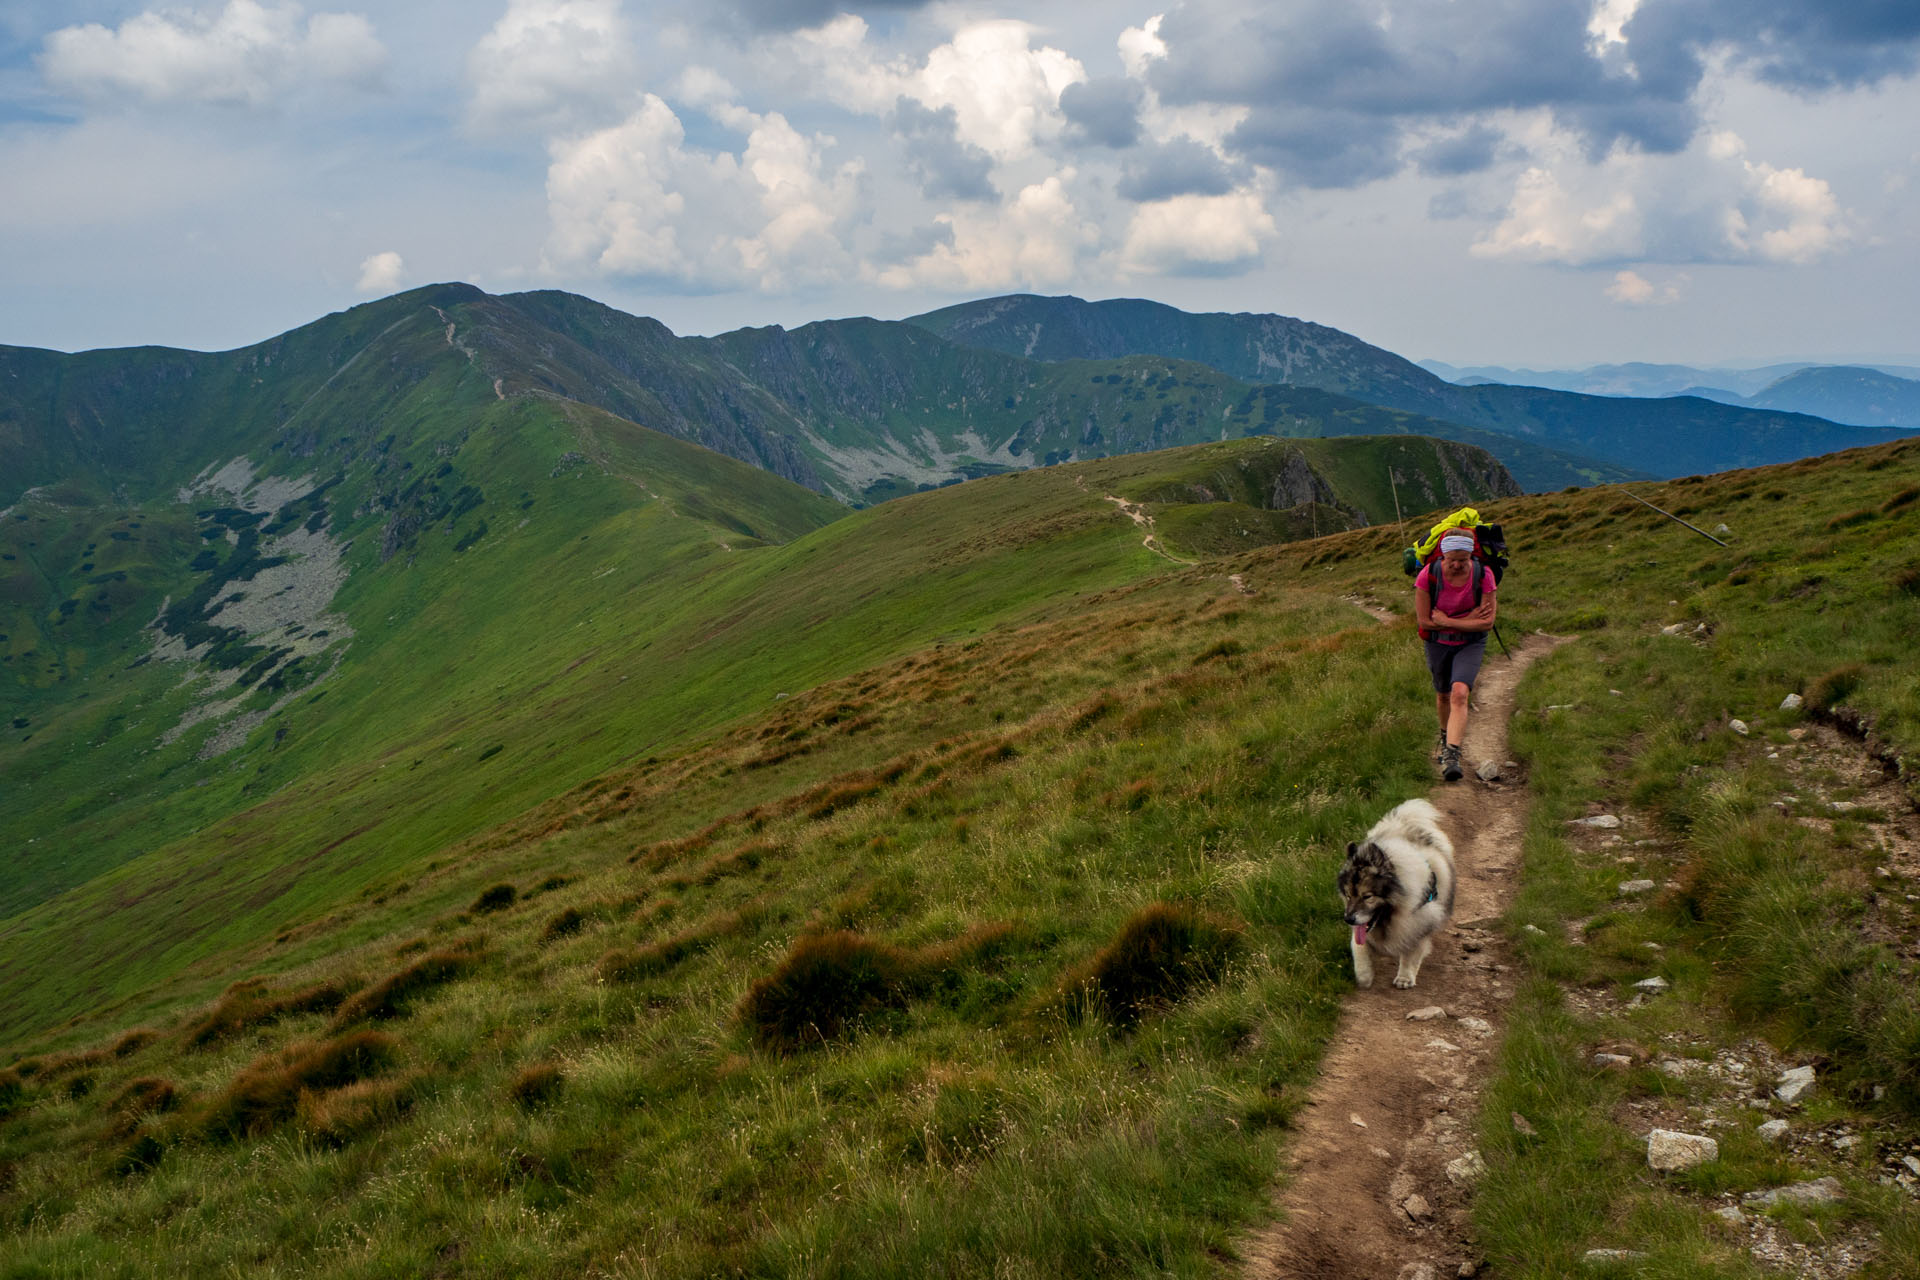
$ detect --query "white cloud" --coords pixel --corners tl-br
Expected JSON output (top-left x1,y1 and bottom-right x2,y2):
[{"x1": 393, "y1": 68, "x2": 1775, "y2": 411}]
[
  {"x1": 542, "y1": 93, "x2": 863, "y2": 289},
  {"x1": 466, "y1": 0, "x2": 634, "y2": 135},
  {"x1": 1119, "y1": 190, "x2": 1276, "y2": 276},
  {"x1": 1118, "y1": 14, "x2": 1167, "y2": 80},
  {"x1": 41, "y1": 1, "x2": 385, "y2": 107},
  {"x1": 1603, "y1": 268, "x2": 1684, "y2": 305},
  {"x1": 875, "y1": 175, "x2": 1096, "y2": 291},
  {"x1": 356, "y1": 250, "x2": 404, "y2": 293},
  {"x1": 1471, "y1": 130, "x2": 1851, "y2": 268},
  {"x1": 774, "y1": 16, "x2": 1086, "y2": 163}
]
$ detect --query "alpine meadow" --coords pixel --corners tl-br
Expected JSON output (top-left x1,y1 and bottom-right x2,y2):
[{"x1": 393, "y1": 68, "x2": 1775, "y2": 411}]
[{"x1": 3, "y1": 285, "x2": 1920, "y2": 1279}]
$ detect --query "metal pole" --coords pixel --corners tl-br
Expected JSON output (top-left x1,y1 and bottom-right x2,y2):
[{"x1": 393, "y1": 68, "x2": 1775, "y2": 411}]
[{"x1": 1621, "y1": 490, "x2": 1729, "y2": 546}]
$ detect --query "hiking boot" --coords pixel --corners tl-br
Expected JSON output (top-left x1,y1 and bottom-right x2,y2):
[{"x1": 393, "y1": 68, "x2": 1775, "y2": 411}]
[
  {"x1": 1434, "y1": 729, "x2": 1448, "y2": 761},
  {"x1": 1440, "y1": 744, "x2": 1464, "y2": 782}
]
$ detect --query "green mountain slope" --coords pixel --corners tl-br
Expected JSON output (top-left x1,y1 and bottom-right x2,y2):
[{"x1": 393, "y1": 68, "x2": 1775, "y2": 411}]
[
  {"x1": 908, "y1": 294, "x2": 1913, "y2": 477},
  {"x1": 1, "y1": 428, "x2": 1914, "y2": 1277}
]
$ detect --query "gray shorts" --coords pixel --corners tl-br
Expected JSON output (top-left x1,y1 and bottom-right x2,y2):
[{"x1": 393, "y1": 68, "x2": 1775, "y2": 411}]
[{"x1": 1425, "y1": 637, "x2": 1486, "y2": 693}]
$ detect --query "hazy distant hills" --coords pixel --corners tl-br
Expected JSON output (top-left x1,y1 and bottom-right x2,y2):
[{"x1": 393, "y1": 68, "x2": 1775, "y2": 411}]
[
  {"x1": 912, "y1": 295, "x2": 1912, "y2": 476},
  {"x1": 1420, "y1": 358, "x2": 1920, "y2": 427}
]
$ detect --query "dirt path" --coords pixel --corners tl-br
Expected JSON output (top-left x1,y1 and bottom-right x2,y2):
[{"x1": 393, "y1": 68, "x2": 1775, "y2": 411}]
[
  {"x1": 1242, "y1": 630, "x2": 1570, "y2": 1280},
  {"x1": 1101, "y1": 494, "x2": 1194, "y2": 564}
]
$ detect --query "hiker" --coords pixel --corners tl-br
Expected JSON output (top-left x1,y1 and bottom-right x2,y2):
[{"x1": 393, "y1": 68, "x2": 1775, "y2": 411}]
[{"x1": 1414, "y1": 532, "x2": 1497, "y2": 781}]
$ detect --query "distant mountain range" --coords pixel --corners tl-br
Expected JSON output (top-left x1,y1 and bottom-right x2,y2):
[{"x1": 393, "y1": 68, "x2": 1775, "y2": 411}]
[
  {"x1": 910, "y1": 295, "x2": 1913, "y2": 477},
  {"x1": 1419, "y1": 358, "x2": 1920, "y2": 427}
]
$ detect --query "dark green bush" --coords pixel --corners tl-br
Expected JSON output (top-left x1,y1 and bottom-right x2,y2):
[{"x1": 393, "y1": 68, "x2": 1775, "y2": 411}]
[
  {"x1": 471, "y1": 883, "x2": 517, "y2": 913},
  {"x1": 330, "y1": 950, "x2": 475, "y2": 1026},
  {"x1": 737, "y1": 930, "x2": 920, "y2": 1051}
]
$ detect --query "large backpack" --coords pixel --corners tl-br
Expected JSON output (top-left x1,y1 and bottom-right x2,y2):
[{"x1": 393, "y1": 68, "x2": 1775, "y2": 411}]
[{"x1": 1402, "y1": 506, "x2": 1509, "y2": 641}]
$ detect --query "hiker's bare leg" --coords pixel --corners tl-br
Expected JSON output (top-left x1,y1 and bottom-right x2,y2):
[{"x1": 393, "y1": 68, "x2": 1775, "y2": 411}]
[{"x1": 1446, "y1": 682, "x2": 1471, "y2": 746}]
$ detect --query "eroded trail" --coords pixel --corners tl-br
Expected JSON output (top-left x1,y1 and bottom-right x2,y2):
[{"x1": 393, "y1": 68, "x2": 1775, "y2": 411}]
[{"x1": 1242, "y1": 630, "x2": 1570, "y2": 1280}]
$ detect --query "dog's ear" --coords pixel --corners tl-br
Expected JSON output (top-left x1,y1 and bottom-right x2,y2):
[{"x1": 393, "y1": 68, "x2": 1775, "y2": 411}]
[{"x1": 1345, "y1": 841, "x2": 1358, "y2": 857}]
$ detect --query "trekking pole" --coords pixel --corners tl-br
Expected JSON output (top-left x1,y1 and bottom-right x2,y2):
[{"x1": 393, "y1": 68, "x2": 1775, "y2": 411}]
[
  {"x1": 1493, "y1": 622, "x2": 1512, "y2": 659},
  {"x1": 1621, "y1": 490, "x2": 1728, "y2": 546}
]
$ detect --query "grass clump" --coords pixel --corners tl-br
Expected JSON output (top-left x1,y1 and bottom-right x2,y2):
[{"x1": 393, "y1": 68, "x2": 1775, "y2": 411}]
[
  {"x1": 1063, "y1": 902, "x2": 1243, "y2": 1029},
  {"x1": 1803, "y1": 662, "x2": 1864, "y2": 712},
  {"x1": 294, "y1": 1074, "x2": 417, "y2": 1147},
  {"x1": 329, "y1": 948, "x2": 477, "y2": 1027},
  {"x1": 201, "y1": 1030, "x2": 397, "y2": 1141},
  {"x1": 737, "y1": 930, "x2": 922, "y2": 1051},
  {"x1": 109, "y1": 1076, "x2": 178, "y2": 1123},
  {"x1": 470, "y1": 882, "x2": 517, "y2": 913},
  {"x1": 509, "y1": 1062, "x2": 565, "y2": 1108},
  {"x1": 540, "y1": 906, "x2": 586, "y2": 942}
]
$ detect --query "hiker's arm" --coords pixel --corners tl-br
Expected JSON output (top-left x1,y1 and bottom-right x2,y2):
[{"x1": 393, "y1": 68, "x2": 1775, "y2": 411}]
[
  {"x1": 1447, "y1": 593, "x2": 1498, "y2": 631},
  {"x1": 1414, "y1": 584, "x2": 1436, "y2": 631}
]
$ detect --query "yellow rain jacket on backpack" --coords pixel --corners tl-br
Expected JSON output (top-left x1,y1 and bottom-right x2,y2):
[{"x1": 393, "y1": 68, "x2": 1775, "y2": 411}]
[{"x1": 1411, "y1": 506, "x2": 1482, "y2": 559}]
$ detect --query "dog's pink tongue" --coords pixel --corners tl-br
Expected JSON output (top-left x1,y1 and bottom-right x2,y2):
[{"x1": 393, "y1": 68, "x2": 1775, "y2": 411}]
[{"x1": 1354, "y1": 923, "x2": 1368, "y2": 948}]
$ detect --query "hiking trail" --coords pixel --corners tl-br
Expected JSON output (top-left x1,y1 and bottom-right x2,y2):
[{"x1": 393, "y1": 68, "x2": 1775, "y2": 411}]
[{"x1": 1241, "y1": 627, "x2": 1571, "y2": 1280}]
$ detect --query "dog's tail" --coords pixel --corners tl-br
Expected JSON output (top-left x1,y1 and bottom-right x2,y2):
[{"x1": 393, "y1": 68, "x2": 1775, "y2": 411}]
[{"x1": 1382, "y1": 797, "x2": 1443, "y2": 837}]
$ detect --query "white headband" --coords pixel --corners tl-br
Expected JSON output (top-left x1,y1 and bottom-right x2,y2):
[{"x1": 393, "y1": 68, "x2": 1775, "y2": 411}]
[{"x1": 1440, "y1": 534, "x2": 1475, "y2": 553}]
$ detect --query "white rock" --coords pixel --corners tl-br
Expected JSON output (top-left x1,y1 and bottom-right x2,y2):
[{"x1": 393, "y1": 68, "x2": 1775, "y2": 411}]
[
  {"x1": 1523, "y1": 924, "x2": 1545, "y2": 936},
  {"x1": 1476, "y1": 759, "x2": 1502, "y2": 781},
  {"x1": 1775, "y1": 1065, "x2": 1817, "y2": 1103},
  {"x1": 1649, "y1": 1128, "x2": 1720, "y2": 1171},
  {"x1": 1406, "y1": 1006, "x2": 1448, "y2": 1021},
  {"x1": 1634, "y1": 976, "x2": 1670, "y2": 993},
  {"x1": 1712, "y1": 524, "x2": 1731, "y2": 536},
  {"x1": 1609, "y1": 689, "x2": 1624, "y2": 697},
  {"x1": 1743, "y1": 1177, "x2": 1844, "y2": 1209},
  {"x1": 1729, "y1": 719, "x2": 1750, "y2": 736},
  {"x1": 1427, "y1": 1039, "x2": 1462, "y2": 1052},
  {"x1": 1780, "y1": 693, "x2": 1804, "y2": 711},
  {"x1": 1593, "y1": 1053, "x2": 1633, "y2": 1069},
  {"x1": 1395, "y1": 1264, "x2": 1435, "y2": 1280},
  {"x1": 1661, "y1": 623, "x2": 1688, "y2": 635},
  {"x1": 1619, "y1": 879, "x2": 1657, "y2": 895},
  {"x1": 1573, "y1": 814, "x2": 1622, "y2": 829},
  {"x1": 1642, "y1": 941, "x2": 1663, "y2": 951},
  {"x1": 1787, "y1": 727, "x2": 1808, "y2": 740},
  {"x1": 1350, "y1": 1113, "x2": 1368, "y2": 1128},
  {"x1": 1582, "y1": 1249, "x2": 1647, "y2": 1265},
  {"x1": 1901, "y1": 1156, "x2": 1920, "y2": 1176},
  {"x1": 1402, "y1": 1193, "x2": 1433, "y2": 1221},
  {"x1": 1457, "y1": 1016, "x2": 1494, "y2": 1037},
  {"x1": 1757, "y1": 1119, "x2": 1790, "y2": 1143},
  {"x1": 1713, "y1": 1206, "x2": 1746, "y2": 1224},
  {"x1": 1445, "y1": 1150, "x2": 1487, "y2": 1186},
  {"x1": 1829, "y1": 800, "x2": 1859, "y2": 813}
]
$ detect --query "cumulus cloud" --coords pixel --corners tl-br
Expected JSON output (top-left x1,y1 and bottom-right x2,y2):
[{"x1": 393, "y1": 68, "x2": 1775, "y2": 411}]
[
  {"x1": 1471, "y1": 131, "x2": 1851, "y2": 266},
  {"x1": 41, "y1": 0, "x2": 385, "y2": 107},
  {"x1": 1116, "y1": 137, "x2": 1239, "y2": 202},
  {"x1": 1139, "y1": 0, "x2": 1920, "y2": 188},
  {"x1": 890, "y1": 98, "x2": 996, "y2": 202},
  {"x1": 772, "y1": 16, "x2": 1085, "y2": 163},
  {"x1": 1118, "y1": 190, "x2": 1276, "y2": 276},
  {"x1": 1059, "y1": 77, "x2": 1143, "y2": 149},
  {"x1": 356, "y1": 250, "x2": 404, "y2": 293},
  {"x1": 1603, "y1": 268, "x2": 1684, "y2": 304},
  {"x1": 876, "y1": 175, "x2": 1096, "y2": 290},
  {"x1": 467, "y1": 0, "x2": 635, "y2": 135},
  {"x1": 543, "y1": 93, "x2": 864, "y2": 289}
]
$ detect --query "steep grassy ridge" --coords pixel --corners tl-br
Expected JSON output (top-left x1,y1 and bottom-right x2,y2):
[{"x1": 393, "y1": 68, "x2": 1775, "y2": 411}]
[{"x1": 1, "y1": 436, "x2": 1915, "y2": 1275}]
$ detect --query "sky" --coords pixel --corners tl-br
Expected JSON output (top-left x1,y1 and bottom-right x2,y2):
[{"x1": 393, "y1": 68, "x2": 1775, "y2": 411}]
[{"x1": 2, "y1": 0, "x2": 1917, "y2": 369}]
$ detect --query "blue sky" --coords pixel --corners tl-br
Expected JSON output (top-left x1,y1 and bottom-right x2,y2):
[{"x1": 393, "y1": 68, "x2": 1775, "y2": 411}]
[{"x1": 2, "y1": 0, "x2": 1917, "y2": 369}]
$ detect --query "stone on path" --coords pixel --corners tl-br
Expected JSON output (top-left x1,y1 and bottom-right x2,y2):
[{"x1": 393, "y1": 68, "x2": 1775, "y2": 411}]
[
  {"x1": 1730, "y1": 718, "x2": 1750, "y2": 736},
  {"x1": 1445, "y1": 1150, "x2": 1487, "y2": 1186},
  {"x1": 1593, "y1": 1053, "x2": 1633, "y2": 1069},
  {"x1": 1457, "y1": 1016, "x2": 1494, "y2": 1037},
  {"x1": 1648, "y1": 1128, "x2": 1719, "y2": 1171},
  {"x1": 1757, "y1": 1119, "x2": 1790, "y2": 1142},
  {"x1": 1476, "y1": 759, "x2": 1502, "y2": 781},
  {"x1": 1743, "y1": 1177, "x2": 1844, "y2": 1209},
  {"x1": 1572, "y1": 814, "x2": 1622, "y2": 829},
  {"x1": 1713, "y1": 1206, "x2": 1745, "y2": 1224},
  {"x1": 1619, "y1": 879, "x2": 1657, "y2": 895},
  {"x1": 1406, "y1": 1006, "x2": 1447, "y2": 1021},
  {"x1": 1633, "y1": 976, "x2": 1670, "y2": 993},
  {"x1": 1775, "y1": 1065, "x2": 1817, "y2": 1103},
  {"x1": 1780, "y1": 693, "x2": 1803, "y2": 711},
  {"x1": 1402, "y1": 1193, "x2": 1432, "y2": 1222}
]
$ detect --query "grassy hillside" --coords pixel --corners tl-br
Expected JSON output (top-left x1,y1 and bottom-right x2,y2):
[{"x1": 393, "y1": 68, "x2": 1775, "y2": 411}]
[{"x1": 2, "y1": 429, "x2": 1915, "y2": 1275}]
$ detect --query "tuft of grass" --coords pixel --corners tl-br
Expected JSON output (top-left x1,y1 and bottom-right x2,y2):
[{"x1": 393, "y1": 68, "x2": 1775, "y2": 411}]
[
  {"x1": 737, "y1": 930, "x2": 922, "y2": 1051},
  {"x1": 294, "y1": 1073, "x2": 416, "y2": 1147},
  {"x1": 1062, "y1": 902, "x2": 1243, "y2": 1029},
  {"x1": 470, "y1": 882, "x2": 518, "y2": 913},
  {"x1": 509, "y1": 1062, "x2": 565, "y2": 1108},
  {"x1": 201, "y1": 1030, "x2": 397, "y2": 1141},
  {"x1": 183, "y1": 978, "x2": 353, "y2": 1046},
  {"x1": 540, "y1": 906, "x2": 586, "y2": 943},
  {"x1": 329, "y1": 948, "x2": 477, "y2": 1027},
  {"x1": 1804, "y1": 662, "x2": 1864, "y2": 712}
]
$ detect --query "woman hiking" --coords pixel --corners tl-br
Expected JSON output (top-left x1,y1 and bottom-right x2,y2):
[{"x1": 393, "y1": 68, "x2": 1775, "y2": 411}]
[{"x1": 1414, "y1": 531, "x2": 1498, "y2": 781}]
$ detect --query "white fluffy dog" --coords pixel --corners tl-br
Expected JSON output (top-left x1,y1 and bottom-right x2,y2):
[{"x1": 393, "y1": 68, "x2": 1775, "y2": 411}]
[{"x1": 1335, "y1": 798, "x2": 1456, "y2": 989}]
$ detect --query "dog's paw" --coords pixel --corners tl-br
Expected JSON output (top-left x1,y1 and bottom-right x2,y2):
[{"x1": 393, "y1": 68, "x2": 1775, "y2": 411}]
[
  {"x1": 1353, "y1": 972, "x2": 1373, "y2": 989},
  {"x1": 1392, "y1": 974, "x2": 1417, "y2": 988}
]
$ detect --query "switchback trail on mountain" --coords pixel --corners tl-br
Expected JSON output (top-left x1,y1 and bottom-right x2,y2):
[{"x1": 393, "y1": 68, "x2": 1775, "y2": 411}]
[{"x1": 1242, "y1": 627, "x2": 1571, "y2": 1280}]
